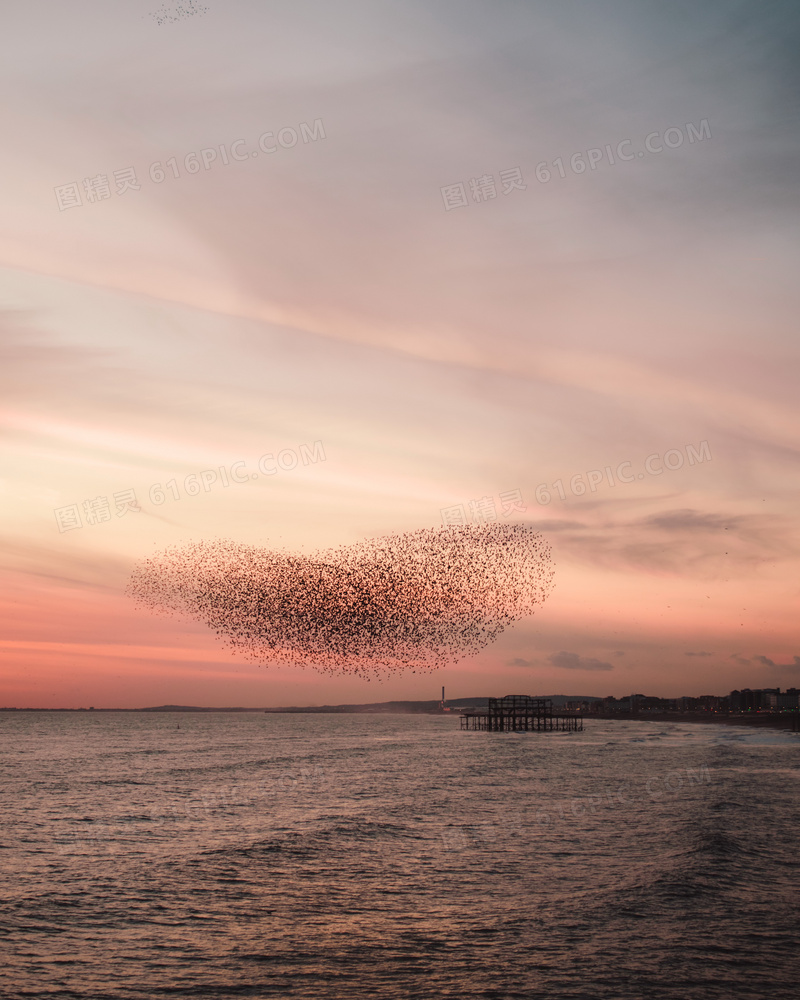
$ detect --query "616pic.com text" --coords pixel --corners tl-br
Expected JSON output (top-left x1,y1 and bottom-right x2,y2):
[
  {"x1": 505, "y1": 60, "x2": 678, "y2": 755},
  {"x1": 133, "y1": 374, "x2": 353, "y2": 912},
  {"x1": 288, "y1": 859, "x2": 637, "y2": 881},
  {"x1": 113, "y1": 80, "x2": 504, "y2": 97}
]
[{"x1": 534, "y1": 441, "x2": 711, "y2": 504}]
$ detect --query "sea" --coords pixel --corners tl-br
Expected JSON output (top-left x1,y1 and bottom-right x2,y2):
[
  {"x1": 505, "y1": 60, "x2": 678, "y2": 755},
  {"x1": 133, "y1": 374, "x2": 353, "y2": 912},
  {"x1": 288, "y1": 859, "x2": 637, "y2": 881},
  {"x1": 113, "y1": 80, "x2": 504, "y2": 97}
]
[{"x1": 1, "y1": 711, "x2": 798, "y2": 999}]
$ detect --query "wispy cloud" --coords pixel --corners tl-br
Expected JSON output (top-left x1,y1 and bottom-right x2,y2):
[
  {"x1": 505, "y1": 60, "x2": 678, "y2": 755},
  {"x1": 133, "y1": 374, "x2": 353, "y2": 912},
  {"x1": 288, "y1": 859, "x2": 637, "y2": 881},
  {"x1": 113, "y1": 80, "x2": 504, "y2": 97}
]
[
  {"x1": 528, "y1": 508, "x2": 795, "y2": 579},
  {"x1": 547, "y1": 651, "x2": 614, "y2": 672},
  {"x1": 753, "y1": 654, "x2": 800, "y2": 670}
]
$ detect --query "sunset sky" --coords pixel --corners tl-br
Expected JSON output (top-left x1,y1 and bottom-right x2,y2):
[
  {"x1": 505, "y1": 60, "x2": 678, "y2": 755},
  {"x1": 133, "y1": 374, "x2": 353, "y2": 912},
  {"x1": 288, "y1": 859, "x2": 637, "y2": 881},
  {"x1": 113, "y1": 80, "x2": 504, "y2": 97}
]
[{"x1": 1, "y1": 0, "x2": 798, "y2": 708}]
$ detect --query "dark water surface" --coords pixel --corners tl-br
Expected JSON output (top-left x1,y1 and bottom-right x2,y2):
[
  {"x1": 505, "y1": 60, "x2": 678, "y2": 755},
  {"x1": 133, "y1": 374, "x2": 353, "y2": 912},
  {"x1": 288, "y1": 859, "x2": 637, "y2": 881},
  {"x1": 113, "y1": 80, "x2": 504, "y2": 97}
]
[{"x1": 1, "y1": 712, "x2": 798, "y2": 999}]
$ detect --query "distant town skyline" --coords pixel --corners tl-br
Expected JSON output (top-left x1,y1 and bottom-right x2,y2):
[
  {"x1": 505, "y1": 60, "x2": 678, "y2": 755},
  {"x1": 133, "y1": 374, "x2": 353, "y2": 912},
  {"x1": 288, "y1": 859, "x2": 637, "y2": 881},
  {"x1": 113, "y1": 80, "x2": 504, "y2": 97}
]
[{"x1": 3, "y1": 683, "x2": 798, "y2": 715}]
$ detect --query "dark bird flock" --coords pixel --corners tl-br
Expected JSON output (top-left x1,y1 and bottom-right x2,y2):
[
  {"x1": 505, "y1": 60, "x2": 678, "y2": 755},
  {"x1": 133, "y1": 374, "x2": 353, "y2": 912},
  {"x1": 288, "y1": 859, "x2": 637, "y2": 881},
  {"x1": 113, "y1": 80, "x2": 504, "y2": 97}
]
[{"x1": 127, "y1": 524, "x2": 555, "y2": 678}]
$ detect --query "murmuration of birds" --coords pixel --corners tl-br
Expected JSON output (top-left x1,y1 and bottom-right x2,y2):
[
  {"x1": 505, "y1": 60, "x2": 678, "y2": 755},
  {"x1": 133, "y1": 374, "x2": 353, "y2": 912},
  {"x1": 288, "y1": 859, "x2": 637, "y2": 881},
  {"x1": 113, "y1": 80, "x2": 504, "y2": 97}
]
[
  {"x1": 147, "y1": 2, "x2": 209, "y2": 26},
  {"x1": 126, "y1": 524, "x2": 555, "y2": 679}
]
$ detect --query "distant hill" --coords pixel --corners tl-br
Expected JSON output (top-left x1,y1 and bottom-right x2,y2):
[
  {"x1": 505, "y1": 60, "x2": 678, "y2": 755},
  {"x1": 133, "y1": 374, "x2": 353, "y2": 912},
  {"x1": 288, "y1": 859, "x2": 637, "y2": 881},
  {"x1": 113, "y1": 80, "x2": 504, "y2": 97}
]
[
  {"x1": 264, "y1": 699, "x2": 459, "y2": 714},
  {"x1": 141, "y1": 705, "x2": 262, "y2": 712}
]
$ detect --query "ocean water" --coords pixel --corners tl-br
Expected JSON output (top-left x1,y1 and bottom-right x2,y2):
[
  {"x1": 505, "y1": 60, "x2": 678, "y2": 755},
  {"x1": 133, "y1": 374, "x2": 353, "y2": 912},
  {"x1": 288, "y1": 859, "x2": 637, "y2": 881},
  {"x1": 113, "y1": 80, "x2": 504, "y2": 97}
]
[{"x1": 1, "y1": 711, "x2": 798, "y2": 999}]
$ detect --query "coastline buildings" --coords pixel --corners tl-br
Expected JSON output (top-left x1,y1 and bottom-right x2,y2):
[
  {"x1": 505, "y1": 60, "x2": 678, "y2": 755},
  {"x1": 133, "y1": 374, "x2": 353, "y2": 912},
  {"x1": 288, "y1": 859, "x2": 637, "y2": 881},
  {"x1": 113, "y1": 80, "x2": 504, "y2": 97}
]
[
  {"x1": 573, "y1": 687, "x2": 799, "y2": 716},
  {"x1": 729, "y1": 688, "x2": 799, "y2": 712}
]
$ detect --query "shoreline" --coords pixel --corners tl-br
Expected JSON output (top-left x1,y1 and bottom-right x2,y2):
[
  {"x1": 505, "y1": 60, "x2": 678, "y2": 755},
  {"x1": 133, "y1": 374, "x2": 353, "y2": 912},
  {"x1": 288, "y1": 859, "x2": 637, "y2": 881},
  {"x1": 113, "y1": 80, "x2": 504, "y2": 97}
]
[{"x1": 1, "y1": 706, "x2": 797, "y2": 730}]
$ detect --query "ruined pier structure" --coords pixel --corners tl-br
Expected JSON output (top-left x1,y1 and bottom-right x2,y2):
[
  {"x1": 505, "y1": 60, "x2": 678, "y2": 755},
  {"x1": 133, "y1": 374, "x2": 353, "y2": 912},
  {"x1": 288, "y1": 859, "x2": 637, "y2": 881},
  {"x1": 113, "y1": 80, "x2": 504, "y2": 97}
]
[{"x1": 460, "y1": 695, "x2": 583, "y2": 732}]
